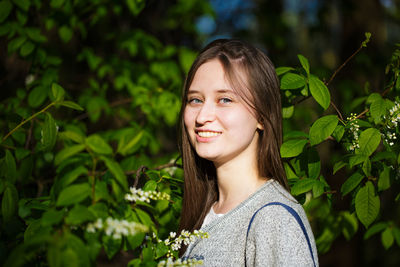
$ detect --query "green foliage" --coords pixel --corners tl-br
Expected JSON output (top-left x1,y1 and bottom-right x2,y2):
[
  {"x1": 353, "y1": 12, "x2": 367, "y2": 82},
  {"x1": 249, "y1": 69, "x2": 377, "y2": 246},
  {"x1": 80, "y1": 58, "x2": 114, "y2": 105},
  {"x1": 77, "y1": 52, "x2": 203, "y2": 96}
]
[
  {"x1": 0, "y1": 0, "x2": 399, "y2": 265},
  {"x1": 279, "y1": 34, "x2": 400, "y2": 253},
  {"x1": 0, "y1": 0, "x2": 211, "y2": 266}
]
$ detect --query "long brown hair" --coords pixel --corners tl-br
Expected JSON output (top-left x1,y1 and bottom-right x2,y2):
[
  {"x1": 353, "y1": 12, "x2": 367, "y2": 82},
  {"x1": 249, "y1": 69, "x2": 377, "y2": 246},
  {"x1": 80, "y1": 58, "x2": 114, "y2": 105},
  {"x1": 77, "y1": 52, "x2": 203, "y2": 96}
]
[{"x1": 178, "y1": 39, "x2": 288, "y2": 236}]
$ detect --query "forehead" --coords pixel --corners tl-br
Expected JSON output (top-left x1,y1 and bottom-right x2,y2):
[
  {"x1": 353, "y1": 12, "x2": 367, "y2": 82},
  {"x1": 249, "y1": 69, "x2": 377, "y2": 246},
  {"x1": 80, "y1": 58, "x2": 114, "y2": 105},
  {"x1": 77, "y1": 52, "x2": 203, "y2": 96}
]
[{"x1": 188, "y1": 59, "x2": 230, "y2": 92}]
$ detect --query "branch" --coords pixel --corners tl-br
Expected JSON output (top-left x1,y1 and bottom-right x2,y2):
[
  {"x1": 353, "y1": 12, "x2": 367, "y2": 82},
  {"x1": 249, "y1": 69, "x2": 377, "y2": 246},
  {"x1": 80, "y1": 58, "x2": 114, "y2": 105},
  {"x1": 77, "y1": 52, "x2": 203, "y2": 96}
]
[
  {"x1": 134, "y1": 165, "x2": 147, "y2": 188},
  {"x1": 2, "y1": 102, "x2": 55, "y2": 142}
]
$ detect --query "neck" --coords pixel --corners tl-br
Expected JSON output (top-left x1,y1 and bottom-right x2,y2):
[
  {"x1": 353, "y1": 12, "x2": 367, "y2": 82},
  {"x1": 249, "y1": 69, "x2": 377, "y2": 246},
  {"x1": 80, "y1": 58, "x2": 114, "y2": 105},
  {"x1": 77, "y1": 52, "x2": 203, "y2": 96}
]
[{"x1": 213, "y1": 138, "x2": 267, "y2": 214}]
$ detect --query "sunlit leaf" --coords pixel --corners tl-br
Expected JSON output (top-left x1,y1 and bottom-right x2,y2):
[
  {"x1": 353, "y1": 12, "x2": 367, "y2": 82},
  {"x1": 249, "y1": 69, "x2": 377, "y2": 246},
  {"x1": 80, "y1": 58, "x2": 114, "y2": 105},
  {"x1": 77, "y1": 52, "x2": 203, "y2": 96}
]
[
  {"x1": 355, "y1": 181, "x2": 380, "y2": 228},
  {"x1": 56, "y1": 183, "x2": 91, "y2": 206},
  {"x1": 280, "y1": 73, "x2": 306, "y2": 90},
  {"x1": 309, "y1": 115, "x2": 338, "y2": 146},
  {"x1": 280, "y1": 139, "x2": 308, "y2": 158},
  {"x1": 356, "y1": 128, "x2": 381, "y2": 156},
  {"x1": 309, "y1": 75, "x2": 330, "y2": 110}
]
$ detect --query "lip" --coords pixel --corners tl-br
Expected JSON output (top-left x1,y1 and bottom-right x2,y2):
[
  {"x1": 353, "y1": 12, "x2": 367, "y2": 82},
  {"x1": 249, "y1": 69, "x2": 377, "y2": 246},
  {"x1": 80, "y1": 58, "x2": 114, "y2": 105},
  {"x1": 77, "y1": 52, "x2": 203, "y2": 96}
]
[{"x1": 195, "y1": 129, "x2": 222, "y2": 143}]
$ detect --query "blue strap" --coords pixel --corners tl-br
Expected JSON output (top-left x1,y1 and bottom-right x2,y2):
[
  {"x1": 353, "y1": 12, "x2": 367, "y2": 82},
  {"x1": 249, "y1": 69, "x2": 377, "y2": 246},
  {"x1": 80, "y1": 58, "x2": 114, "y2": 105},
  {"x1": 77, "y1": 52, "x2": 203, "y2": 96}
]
[{"x1": 246, "y1": 202, "x2": 316, "y2": 267}]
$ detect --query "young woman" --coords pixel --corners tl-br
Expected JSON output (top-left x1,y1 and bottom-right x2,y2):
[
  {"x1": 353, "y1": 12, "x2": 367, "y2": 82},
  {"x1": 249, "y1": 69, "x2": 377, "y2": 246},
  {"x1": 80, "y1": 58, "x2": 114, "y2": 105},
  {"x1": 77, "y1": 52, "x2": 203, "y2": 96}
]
[{"x1": 178, "y1": 39, "x2": 318, "y2": 266}]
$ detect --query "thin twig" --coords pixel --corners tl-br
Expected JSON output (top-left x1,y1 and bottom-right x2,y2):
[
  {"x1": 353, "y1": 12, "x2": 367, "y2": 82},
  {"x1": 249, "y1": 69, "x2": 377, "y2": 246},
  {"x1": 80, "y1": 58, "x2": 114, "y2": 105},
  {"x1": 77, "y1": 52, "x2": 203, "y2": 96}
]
[
  {"x1": 325, "y1": 44, "x2": 365, "y2": 86},
  {"x1": 25, "y1": 120, "x2": 34, "y2": 150},
  {"x1": 2, "y1": 102, "x2": 55, "y2": 142},
  {"x1": 134, "y1": 165, "x2": 147, "y2": 188},
  {"x1": 330, "y1": 101, "x2": 343, "y2": 121}
]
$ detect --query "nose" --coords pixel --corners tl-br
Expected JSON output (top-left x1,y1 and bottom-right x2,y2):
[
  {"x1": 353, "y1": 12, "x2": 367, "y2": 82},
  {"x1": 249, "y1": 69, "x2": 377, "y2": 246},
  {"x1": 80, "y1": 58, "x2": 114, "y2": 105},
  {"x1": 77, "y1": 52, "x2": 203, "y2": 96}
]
[{"x1": 196, "y1": 102, "x2": 216, "y2": 125}]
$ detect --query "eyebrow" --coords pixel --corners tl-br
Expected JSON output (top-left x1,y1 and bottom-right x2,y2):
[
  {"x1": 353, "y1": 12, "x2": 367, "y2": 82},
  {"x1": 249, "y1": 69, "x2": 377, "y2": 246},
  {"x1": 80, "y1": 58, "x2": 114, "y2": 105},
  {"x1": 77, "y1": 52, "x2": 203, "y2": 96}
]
[{"x1": 187, "y1": 89, "x2": 236, "y2": 95}]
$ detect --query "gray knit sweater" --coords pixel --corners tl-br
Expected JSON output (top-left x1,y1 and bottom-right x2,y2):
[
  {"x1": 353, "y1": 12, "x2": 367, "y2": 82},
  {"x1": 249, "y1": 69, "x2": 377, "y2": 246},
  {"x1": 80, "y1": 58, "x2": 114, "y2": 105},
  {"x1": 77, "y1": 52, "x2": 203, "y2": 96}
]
[{"x1": 182, "y1": 180, "x2": 319, "y2": 266}]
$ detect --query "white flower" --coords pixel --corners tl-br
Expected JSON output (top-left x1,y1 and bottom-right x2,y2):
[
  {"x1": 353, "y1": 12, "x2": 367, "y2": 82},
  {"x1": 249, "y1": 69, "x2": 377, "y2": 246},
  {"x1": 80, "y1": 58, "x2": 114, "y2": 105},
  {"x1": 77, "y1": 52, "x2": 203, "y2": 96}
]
[
  {"x1": 86, "y1": 217, "x2": 148, "y2": 239},
  {"x1": 125, "y1": 187, "x2": 171, "y2": 203}
]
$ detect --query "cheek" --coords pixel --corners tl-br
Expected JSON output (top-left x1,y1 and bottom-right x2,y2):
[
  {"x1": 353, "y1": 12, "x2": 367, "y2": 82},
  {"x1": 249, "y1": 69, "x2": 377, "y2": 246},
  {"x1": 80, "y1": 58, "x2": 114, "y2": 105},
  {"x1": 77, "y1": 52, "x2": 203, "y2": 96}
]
[
  {"x1": 223, "y1": 108, "x2": 258, "y2": 136},
  {"x1": 183, "y1": 108, "x2": 195, "y2": 129}
]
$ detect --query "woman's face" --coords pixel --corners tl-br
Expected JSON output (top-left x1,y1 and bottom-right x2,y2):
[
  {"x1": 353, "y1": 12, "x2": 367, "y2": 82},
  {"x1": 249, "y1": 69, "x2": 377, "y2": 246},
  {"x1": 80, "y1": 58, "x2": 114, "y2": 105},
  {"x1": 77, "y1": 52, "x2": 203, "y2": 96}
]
[{"x1": 184, "y1": 59, "x2": 262, "y2": 166}]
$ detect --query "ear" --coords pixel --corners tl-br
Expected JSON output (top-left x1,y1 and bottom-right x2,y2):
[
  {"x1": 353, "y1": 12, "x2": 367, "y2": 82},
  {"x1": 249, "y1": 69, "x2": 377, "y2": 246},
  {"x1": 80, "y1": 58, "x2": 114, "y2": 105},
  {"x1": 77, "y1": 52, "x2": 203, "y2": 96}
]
[{"x1": 257, "y1": 122, "x2": 264, "y2": 131}]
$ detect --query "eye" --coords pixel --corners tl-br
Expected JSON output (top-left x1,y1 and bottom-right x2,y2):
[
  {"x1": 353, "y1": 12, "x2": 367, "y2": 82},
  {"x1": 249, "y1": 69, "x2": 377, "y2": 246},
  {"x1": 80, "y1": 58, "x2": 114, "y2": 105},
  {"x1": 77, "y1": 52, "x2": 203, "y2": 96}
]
[
  {"x1": 188, "y1": 98, "x2": 202, "y2": 104},
  {"x1": 219, "y1": 97, "x2": 232, "y2": 104}
]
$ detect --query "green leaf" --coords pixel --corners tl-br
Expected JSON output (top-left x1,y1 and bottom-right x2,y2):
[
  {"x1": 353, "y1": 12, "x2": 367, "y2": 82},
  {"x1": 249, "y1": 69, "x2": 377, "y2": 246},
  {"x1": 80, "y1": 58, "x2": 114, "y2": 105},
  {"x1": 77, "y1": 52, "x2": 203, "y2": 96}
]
[
  {"x1": 102, "y1": 235, "x2": 122, "y2": 259},
  {"x1": 356, "y1": 128, "x2": 381, "y2": 156},
  {"x1": 126, "y1": 0, "x2": 146, "y2": 16},
  {"x1": 60, "y1": 101, "x2": 84, "y2": 111},
  {"x1": 283, "y1": 131, "x2": 309, "y2": 141},
  {"x1": 127, "y1": 233, "x2": 145, "y2": 250},
  {"x1": 309, "y1": 115, "x2": 338, "y2": 146},
  {"x1": 41, "y1": 112, "x2": 58, "y2": 151},
  {"x1": 28, "y1": 86, "x2": 47, "y2": 108},
  {"x1": 291, "y1": 178, "x2": 315, "y2": 196},
  {"x1": 118, "y1": 130, "x2": 144, "y2": 155},
  {"x1": 12, "y1": 0, "x2": 30, "y2": 11},
  {"x1": 341, "y1": 212, "x2": 358, "y2": 241},
  {"x1": 0, "y1": 0, "x2": 13, "y2": 23},
  {"x1": 309, "y1": 75, "x2": 330, "y2": 110},
  {"x1": 349, "y1": 154, "x2": 368, "y2": 168},
  {"x1": 280, "y1": 73, "x2": 306, "y2": 90},
  {"x1": 88, "y1": 202, "x2": 108, "y2": 219},
  {"x1": 362, "y1": 158, "x2": 371, "y2": 177},
  {"x1": 143, "y1": 180, "x2": 157, "y2": 191},
  {"x1": 1, "y1": 183, "x2": 18, "y2": 222},
  {"x1": 134, "y1": 208, "x2": 154, "y2": 227},
  {"x1": 332, "y1": 125, "x2": 345, "y2": 142},
  {"x1": 54, "y1": 144, "x2": 85, "y2": 165},
  {"x1": 280, "y1": 139, "x2": 308, "y2": 158},
  {"x1": 369, "y1": 93, "x2": 386, "y2": 123},
  {"x1": 51, "y1": 83, "x2": 65, "y2": 102},
  {"x1": 50, "y1": 0, "x2": 64, "y2": 8},
  {"x1": 275, "y1": 66, "x2": 294, "y2": 76},
  {"x1": 178, "y1": 48, "x2": 196, "y2": 74},
  {"x1": 8, "y1": 36, "x2": 27, "y2": 53},
  {"x1": 56, "y1": 183, "x2": 91, "y2": 206},
  {"x1": 341, "y1": 172, "x2": 364, "y2": 196},
  {"x1": 355, "y1": 181, "x2": 380, "y2": 228},
  {"x1": 59, "y1": 131, "x2": 85, "y2": 143},
  {"x1": 282, "y1": 105, "x2": 294, "y2": 119},
  {"x1": 19, "y1": 41, "x2": 35, "y2": 57},
  {"x1": 65, "y1": 205, "x2": 95, "y2": 225},
  {"x1": 333, "y1": 161, "x2": 347, "y2": 174},
  {"x1": 378, "y1": 166, "x2": 390, "y2": 192},
  {"x1": 155, "y1": 242, "x2": 169, "y2": 259},
  {"x1": 41, "y1": 209, "x2": 65, "y2": 226},
  {"x1": 58, "y1": 25, "x2": 73, "y2": 43},
  {"x1": 101, "y1": 157, "x2": 128, "y2": 190},
  {"x1": 25, "y1": 27, "x2": 47, "y2": 42},
  {"x1": 298, "y1": 54, "x2": 310, "y2": 75},
  {"x1": 393, "y1": 227, "x2": 400, "y2": 247},
  {"x1": 381, "y1": 228, "x2": 394, "y2": 250},
  {"x1": 312, "y1": 180, "x2": 325, "y2": 198},
  {"x1": 58, "y1": 165, "x2": 88, "y2": 188},
  {"x1": 307, "y1": 148, "x2": 320, "y2": 179},
  {"x1": 364, "y1": 222, "x2": 387, "y2": 239},
  {"x1": 86, "y1": 135, "x2": 113, "y2": 155},
  {"x1": 5, "y1": 150, "x2": 17, "y2": 183}
]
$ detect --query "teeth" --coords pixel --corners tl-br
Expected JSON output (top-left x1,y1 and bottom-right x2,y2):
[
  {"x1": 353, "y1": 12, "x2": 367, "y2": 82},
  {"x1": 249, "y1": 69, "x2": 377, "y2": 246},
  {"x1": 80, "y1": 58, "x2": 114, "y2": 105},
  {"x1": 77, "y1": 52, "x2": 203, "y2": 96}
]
[{"x1": 197, "y1": 131, "x2": 221, "y2": 138}]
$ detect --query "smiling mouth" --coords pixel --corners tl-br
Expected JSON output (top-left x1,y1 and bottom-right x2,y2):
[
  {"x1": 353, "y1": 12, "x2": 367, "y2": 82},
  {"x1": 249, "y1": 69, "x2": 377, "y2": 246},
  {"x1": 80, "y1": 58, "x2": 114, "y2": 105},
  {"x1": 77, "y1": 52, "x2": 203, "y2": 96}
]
[{"x1": 196, "y1": 131, "x2": 222, "y2": 138}]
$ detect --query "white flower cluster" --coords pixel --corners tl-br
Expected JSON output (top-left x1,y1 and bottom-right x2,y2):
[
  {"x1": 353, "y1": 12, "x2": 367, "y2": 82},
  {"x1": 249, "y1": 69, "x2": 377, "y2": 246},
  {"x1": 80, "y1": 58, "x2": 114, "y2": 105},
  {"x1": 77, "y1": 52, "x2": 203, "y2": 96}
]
[
  {"x1": 347, "y1": 113, "x2": 360, "y2": 151},
  {"x1": 86, "y1": 218, "x2": 148, "y2": 239},
  {"x1": 125, "y1": 187, "x2": 170, "y2": 203},
  {"x1": 157, "y1": 258, "x2": 203, "y2": 267},
  {"x1": 162, "y1": 230, "x2": 209, "y2": 258},
  {"x1": 382, "y1": 101, "x2": 399, "y2": 146}
]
